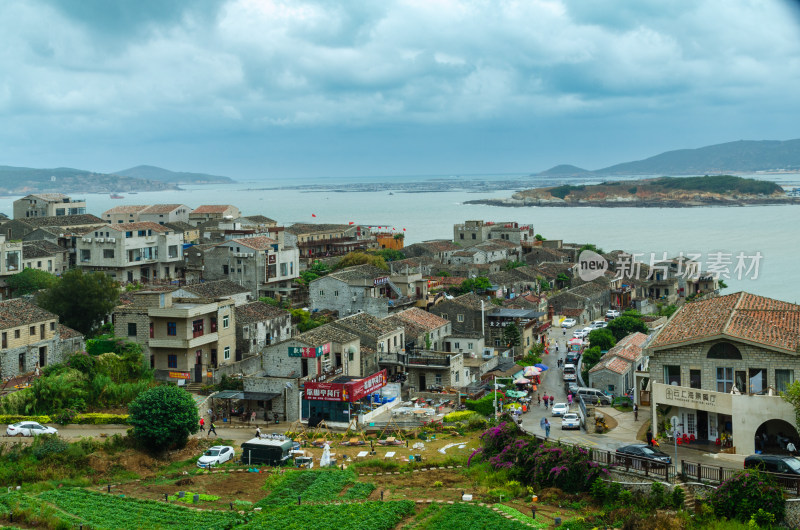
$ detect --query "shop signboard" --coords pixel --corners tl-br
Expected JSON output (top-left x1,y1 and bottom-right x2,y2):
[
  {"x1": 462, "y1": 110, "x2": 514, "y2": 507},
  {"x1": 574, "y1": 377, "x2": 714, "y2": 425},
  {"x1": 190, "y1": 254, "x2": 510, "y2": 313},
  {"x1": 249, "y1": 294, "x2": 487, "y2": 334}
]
[
  {"x1": 169, "y1": 371, "x2": 190, "y2": 379},
  {"x1": 304, "y1": 369, "x2": 388, "y2": 403},
  {"x1": 347, "y1": 369, "x2": 387, "y2": 402},
  {"x1": 289, "y1": 342, "x2": 331, "y2": 358}
]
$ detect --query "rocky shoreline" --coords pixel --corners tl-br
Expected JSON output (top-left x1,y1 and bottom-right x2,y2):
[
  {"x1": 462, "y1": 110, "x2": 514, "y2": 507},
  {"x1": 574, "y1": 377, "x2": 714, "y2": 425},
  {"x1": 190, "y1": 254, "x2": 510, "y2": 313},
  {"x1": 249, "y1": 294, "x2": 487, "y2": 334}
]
[{"x1": 464, "y1": 196, "x2": 800, "y2": 208}]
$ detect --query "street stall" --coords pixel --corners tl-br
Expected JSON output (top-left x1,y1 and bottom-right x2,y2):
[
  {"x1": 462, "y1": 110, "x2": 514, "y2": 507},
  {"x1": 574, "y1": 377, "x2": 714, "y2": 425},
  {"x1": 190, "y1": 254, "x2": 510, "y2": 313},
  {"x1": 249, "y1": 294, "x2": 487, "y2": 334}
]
[
  {"x1": 302, "y1": 369, "x2": 388, "y2": 426},
  {"x1": 210, "y1": 390, "x2": 280, "y2": 423}
]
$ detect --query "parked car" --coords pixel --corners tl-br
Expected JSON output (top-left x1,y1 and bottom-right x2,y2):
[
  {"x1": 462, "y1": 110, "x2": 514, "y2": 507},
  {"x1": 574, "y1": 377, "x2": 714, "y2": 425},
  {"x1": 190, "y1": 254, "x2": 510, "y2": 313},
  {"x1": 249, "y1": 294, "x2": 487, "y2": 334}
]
[
  {"x1": 563, "y1": 364, "x2": 577, "y2": 382},
  {"x1": 616, "y1": 444, "x2": 672, "y2": 465},
  {"x1": 576, "y1": 387, "x2": 613, "y2": 406},
  {"x1": 6, "y1": 421, "x2": 58, "y2": 437},
  {"x1": 590, "y1": 320, "x2": 607, "y2": 329},
  {"x1": 573, "y1": 328, "x2": 590, "y2": 339},
  {"x1": 744, "y1": 454, "x2": 800, "y2": 475},
  {"x1": 606, "y1": 309, "x2": 620, "y2": 318},
  {"x1": 561, "y1": 318, "x2": 577, "y2": 328},
  {"x1": 565, "y1": 382, "x2": 579, "y2": 395},
  {"x1": 561, "y1": 413, "x2": 581, "y2": 430},
  {"x1": 551, "y1": 403, "x2": 570, "y2": 416},
  {"x1": 565, "y1": 353, "x2": 580, "y2": 365},
  {"x1": 197, "y1": 445, "x2": 235, "y2": 468}
]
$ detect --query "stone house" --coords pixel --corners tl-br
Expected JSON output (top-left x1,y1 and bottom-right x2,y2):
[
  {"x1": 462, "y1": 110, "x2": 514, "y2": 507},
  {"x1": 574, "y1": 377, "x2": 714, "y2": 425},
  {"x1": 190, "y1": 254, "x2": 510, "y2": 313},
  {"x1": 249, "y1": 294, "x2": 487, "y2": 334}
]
[
  {"x1": 0, "y1": 299, "x2": 82, "y2": 378},
  {"x1": 486, "y1": 308, "x2": 547, "y2": 357},
  {"x1": 524, "y1": 247, "x2": 570, "y2": 266},
  {"x1": 405, "y1": 350, "x2": 466, "y2": 392},
  {"x1": 442, "y1": 332, "x2": 486, "y2": 360},
  {"x1": 188, "y1": 205, "x2": 241, "y2": 227},
  {"x1": 402, "y1": 240, "x2": 462, "y2": 264},
  {"x1": 453, "y1": 220, "x2": 534, "y2": 248},
  {"x1": 13, "y1": 193, "x2": 86, "y2": 219},
  {"x1": 309, "y1": 264, "x2": 406, "y2": 318},
  {"x1": 433, "y1": 293, "x2": 486, "y2": 336},
  {"x1": 234, "y1": 301, "x2": 292, "y2": 360},
  {"x1": 1, "y1": 214, "x2": 106, "y2": 242},
  {"x1": 646, "y1": 292, "x2": 800, "y2": 455},
  {"x1": 588, "y1": 332, "x2": 648, "y2": 395},
  {"x1": 75, "y1": 222, "x2": 184, "y2": 283},
  {"x1": 103, "y1": 204, "x2": 192, "y2": 226},
  {"x1": 112, "y1": 290, "x2": 236, "y2": 384},
  {"x1": 285, "y1": 223, "x2": 372, "y2": 258},
  {"x1": 173, "y1": 280, "x2": 252, "y2": 307},
  {"x1": 163, "y1": 222, "x2": 199, "y2": 244},
  {"x1": 22, "y1": 240, "x2": 69, "y2": 275}
]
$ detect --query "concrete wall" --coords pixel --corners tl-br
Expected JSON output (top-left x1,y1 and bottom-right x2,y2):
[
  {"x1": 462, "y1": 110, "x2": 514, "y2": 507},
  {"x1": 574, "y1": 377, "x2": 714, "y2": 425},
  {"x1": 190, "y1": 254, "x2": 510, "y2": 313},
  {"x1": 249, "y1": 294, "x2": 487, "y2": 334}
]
[
  {"x1": 243, "y1": 376, "x2": 301, "y2": 422},
  {"x1": 310, "y1": 276, "x2": 388, "y2": 318}
]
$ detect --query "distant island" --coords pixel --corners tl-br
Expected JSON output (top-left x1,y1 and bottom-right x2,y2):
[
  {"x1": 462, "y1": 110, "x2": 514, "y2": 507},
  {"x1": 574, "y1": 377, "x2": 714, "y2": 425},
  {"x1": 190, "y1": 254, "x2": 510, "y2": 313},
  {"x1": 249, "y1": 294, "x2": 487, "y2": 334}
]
[
  {"x1": 0, "y1": 164, "x2": 235, "y2": 195},
  {"x1": 465, "y1": 175, "x2": 800, "y2": 208}
]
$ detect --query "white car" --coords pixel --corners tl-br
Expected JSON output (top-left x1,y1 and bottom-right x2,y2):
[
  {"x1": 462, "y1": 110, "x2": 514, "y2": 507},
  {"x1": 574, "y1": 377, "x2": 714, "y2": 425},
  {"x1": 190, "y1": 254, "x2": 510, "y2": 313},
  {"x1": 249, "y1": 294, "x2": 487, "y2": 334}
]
[
  {"x1": 561, "y1": 318, "x2": 577, "y2": 328},
  {"x1": 6, "y1": 421, "x2": 58, "y2": 437},
  {"x1": 606, "y1": 309, "x2": 620, "y2": 318},
  {"x1": 197, "y1": 445, "x2": 235, "y2": 468},
  {"x1": 590, "y1": 320, "x2": 607, "y2": 329},
  {"x1": 573, "y1": 327, "x2": 592, "y2": 339},
  {"x1": 561, "y1": 413, "x2": 581, "y2": 430},
  {"x1": 551, "y1": 403, "x2": 570, "y2": 417}
]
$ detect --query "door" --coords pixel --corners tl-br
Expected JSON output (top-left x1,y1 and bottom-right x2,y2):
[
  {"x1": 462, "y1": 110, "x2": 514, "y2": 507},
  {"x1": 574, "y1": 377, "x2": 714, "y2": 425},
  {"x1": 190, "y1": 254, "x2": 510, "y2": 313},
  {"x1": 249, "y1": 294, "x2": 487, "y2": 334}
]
[
  {"x1": 194, "y1": 350, "x2": 203, "y2": 383},
  {"x1": 419, "y1": 375, "x2": 427, "y2": 392},
  {"x1": 697, "y1": 411, "x2": 708, "y2": 441}
]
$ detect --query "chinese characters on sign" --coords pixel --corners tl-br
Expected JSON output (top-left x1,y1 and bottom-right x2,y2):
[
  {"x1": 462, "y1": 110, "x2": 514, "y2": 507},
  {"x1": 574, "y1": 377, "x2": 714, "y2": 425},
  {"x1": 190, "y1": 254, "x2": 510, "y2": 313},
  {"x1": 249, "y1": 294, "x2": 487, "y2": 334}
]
[
  {"x1": 665, "y1": 387, "x2": 716, "y2": 406},
  {"x1": 288, "y1": 342, "x2": 332, "y2": 358},
  {"x1": 304, "y1": 369, "x2": 387, "y2": 402},
  {"x1": 613, "y1": 251, "x2": 763, "y2": 281},
  {"x1": 169, "y1": 371, "x2": 191, "y2": 379},
  {"x1": 373, "y1": 277, "x2": 389, "y2": 286}
]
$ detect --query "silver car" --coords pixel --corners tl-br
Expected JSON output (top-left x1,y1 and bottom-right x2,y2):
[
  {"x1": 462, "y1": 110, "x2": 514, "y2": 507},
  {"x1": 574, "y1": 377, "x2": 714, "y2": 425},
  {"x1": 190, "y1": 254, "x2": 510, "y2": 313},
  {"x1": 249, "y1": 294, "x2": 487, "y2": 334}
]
[{"x1": 561, "y1": 413, "x2": 581, "y2": 430}]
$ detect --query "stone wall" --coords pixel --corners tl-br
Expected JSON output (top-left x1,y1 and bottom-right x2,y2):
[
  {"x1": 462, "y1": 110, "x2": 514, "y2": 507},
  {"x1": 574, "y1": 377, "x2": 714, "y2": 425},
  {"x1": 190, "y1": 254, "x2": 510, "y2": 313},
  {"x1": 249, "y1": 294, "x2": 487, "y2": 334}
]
[{"x1": 243, "y1": 376, "x2": 301, "y2": 422}]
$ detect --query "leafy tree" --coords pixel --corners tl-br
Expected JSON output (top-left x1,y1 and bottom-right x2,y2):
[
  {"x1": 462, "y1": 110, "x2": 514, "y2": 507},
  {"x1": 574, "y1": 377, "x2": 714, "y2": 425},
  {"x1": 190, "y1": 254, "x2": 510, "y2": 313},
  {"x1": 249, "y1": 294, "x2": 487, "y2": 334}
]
[
  {"x1": 297, "y1": 270, "x2": 320, "y2": 284},
  {"x1": 290, "y1": 308, "x2": 326, "y2": 332},
  {"x1": 502, "y1": 323, "x2": 521, "y2": 347},
  {"x1": 606, "y1": 315, "x2": 648, "y2": 341},
  {"x1": 436, "y1": 270, "x2": 451, "y2": 277},
  {"x1": 656, "y1": 304, "x2": 678, "y2": 318},
  {"x1": 587, "y1": 328, "x2": 616, "y2": 351},
  {"x1": 36, "y1": 269, "x2": 119, "y2": 336},
  {"x1": 128, "y1": 385, "x2": 199, "y2": 452},
  {"x1": 710, "y1": 469, "x2": 785, "y2": 522},
  {"x1": 581, "y1": 346, "x2": 603, "y2": 380},
  {"x1": 534, "y1": 234, "x2": 546, "y2": 241},
  {"x1": 781, "y1": 381, "x2": 800, "y2": 428},
  {"x1": 5, "y1": 268, "x2": 58, "y2": 296},
  {"x1": 538, "y1": 277, "x2": 550, "y2": 291},
  {"x1": 335, "y1": 252, "x2": 388, "y2": 270},
  {"x1": 460, "y1": 276, "x2": 491, "y2": 294},
  {"x1": 579, "y1": 243, "x2": 604, "y2": 255},
  {"x1": 718, "y1": 279, "x2": 728, "y2": 289},
  {"x1": 504, "y1": 261, "x2": 525, "y2": 270},
  {"x1": 372, "y1": 249, "x2": 405, "y2": 262},
  {"x1": 556, "y1": 272, "x2": 571, "y2": 287}
]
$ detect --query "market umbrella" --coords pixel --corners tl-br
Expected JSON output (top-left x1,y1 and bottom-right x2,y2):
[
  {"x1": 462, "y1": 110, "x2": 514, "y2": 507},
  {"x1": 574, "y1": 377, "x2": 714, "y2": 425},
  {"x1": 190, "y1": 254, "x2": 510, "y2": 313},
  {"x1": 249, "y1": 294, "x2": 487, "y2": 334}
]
[
  {"x1": 523, "y1": 366, "x2": 541, "y2": 377},
  {"x1": 513, "y1": 377, "x2": 530, "y2": 385},
  {"x1": 534, "y1": 363, "x2": 549, "y2": 371}
]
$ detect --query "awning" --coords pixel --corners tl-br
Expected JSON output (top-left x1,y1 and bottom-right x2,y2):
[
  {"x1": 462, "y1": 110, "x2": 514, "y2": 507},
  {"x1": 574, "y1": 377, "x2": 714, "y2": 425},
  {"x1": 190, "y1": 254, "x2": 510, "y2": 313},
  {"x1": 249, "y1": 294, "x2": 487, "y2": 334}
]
[{"x1": 214, "y1": 391, "x2": 279, "y2": 401}]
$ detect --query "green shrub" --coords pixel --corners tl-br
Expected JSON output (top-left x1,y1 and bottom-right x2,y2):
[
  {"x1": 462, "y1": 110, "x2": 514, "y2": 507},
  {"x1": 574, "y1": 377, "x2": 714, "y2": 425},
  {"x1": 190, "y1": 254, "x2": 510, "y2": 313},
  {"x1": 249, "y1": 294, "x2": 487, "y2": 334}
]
[
  {"x1": 671, "y1": 485, "x2": 686, "y2": 509},
  {"x1": 0, "y1": 414, "x2": 51, "y2": 424},
  {"x1": 750, "y1": 508, "x2": 776, "y2": 528},
  {"x1": 711, "y1": 469, "x2": 785, "y2": 522},
  {"x1": 128, "y1": 385, "x2": 199, "y2": 451},
  {"x1": 442, "y1": 410, "x2": 479, "y2": 423}
]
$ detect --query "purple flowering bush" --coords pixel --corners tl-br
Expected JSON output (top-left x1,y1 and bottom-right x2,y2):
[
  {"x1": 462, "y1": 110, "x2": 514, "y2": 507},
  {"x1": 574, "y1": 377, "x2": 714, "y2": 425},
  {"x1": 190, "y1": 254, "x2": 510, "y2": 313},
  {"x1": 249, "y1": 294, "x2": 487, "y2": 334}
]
[
  {"x1": 710, "y1": 469, "x2": 785, "y2": 522},
  {"x1": 474, "y1": 419, "x2": 609, "y2": 493}
]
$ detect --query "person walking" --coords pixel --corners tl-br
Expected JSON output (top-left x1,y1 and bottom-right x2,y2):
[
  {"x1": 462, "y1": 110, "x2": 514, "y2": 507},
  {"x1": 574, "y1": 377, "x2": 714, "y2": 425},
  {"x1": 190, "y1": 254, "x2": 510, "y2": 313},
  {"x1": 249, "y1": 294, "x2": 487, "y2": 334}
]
[
  {"x1": 544, "y1": 419, "x2": 551, "y2": 439},
  {"x1": 549, "y1": 395, "x2": 554, "y2": 408},
  {"x1": 255, "y1": 426, "x2": 262, "y2": 439},
  {"x1": 199, "y1": 417, "x2": 205, "y2": 432},
  {"x1": 555, "y1": 343, "x2": 559, "y2": 353},
  {"x1": 537, "y1": 394, "x2": 541, "y2": 406},
  {"x1": 251, "y1": 410, "x2": 257, "y2": 424},
  {"x1": 646, "y1": 428, "x2": 653, "y2": 447},
  {"x1": 633, "y1": 403, "x2": 639, "y2": 421},
  {"x1": 567, "y1": 393, "x2": 573, "y2": 406},
  {"x1": 208, "y1": 421, "x2": 217, "y2": 437},
  {"x1": 540, "y1": 416, "x2": 546, "y2": 430},
  {"x1": 542, "y1": 394, "x2": 548, "y2": 408}
]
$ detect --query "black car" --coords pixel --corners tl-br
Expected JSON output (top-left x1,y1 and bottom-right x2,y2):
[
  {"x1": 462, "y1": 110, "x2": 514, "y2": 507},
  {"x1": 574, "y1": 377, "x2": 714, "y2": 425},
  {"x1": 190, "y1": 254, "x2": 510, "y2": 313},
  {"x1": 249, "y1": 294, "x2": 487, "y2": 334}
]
[
  {"x1": 744, "y1": 454, "x2": 800, "y2": 475},
  {"x1": 615, "y1": 444, "x2": 671, "y2": 466}
]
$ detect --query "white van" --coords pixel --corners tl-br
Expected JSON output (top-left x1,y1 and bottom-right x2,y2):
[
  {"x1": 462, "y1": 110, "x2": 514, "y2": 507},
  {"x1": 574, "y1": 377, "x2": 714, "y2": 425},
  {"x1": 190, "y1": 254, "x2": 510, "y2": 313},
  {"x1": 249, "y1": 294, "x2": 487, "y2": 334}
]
[{"x1": 563, "y1": 364, "x2": 576, "y2": 382}]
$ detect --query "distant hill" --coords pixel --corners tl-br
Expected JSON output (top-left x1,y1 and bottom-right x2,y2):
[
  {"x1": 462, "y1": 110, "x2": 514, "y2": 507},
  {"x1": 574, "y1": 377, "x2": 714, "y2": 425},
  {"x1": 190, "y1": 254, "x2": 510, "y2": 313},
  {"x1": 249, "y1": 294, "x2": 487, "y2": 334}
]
[
  {"x1": 536, "y1": 164, "x2": 595, "y2": 177},
  {"x1": 114, "y1": 165, "x2": 234, "y2": 184},
  {"x1": 0, "y1": 165, "x2": 177, "y2": 195},
  {"x1": 595, "y1": 139, "x2": 800, "y2": 175}
]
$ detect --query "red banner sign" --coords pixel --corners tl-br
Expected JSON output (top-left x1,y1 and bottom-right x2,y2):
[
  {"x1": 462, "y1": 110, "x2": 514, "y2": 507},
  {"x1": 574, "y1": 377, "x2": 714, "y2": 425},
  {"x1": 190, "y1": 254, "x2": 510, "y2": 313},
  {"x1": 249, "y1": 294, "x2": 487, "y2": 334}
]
[{"x1": 304, "y1": 369, "x2": 387, "y2": 403}]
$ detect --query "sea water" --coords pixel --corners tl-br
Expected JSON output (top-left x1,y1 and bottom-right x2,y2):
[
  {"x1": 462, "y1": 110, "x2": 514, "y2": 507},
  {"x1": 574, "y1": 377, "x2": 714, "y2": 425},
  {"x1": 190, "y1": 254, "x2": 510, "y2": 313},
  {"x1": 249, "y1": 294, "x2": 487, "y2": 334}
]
[{"x1": 2, "y1": 174, "x2": 799, "y2": 303}]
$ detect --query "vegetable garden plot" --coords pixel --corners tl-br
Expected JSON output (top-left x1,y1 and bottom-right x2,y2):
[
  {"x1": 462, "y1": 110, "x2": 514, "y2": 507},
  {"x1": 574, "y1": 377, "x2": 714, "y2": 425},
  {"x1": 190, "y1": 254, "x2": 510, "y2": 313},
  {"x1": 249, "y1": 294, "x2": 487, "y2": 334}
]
[
  {"x1": 37, "y1": 489, "x2": 242, "y2": 530},
  {"x1": 255, "y1": 469, "x2": 370, "y2": 508},
  {"x1": 413, "y1": 503, "x2": 531, "y2": 530},
  {"x1": 240, "y1": 500, "x2": 416, "y2": 530}
]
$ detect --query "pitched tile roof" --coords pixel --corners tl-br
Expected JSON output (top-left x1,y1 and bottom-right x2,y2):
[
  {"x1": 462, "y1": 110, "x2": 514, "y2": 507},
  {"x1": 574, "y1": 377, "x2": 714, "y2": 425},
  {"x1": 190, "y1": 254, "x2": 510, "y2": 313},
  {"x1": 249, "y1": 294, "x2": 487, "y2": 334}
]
[
  {"x1": 141, "y1": 204, "x2": 188, "y2": 214},
  {"x1": 57, "y1": 323, "x2": 83, "y2": 340},
  {"x1": 331, "y1": 312, "x2": 403, "y2": 338},
  {"x1": 110, "y1": 221, "x2": 170, "y2": 233},
  {"x1": 235, "y1": 301, "x2": 289, "y2": 325},
  {"x1": 23, "y1": 214, "x2": 105, "y2": 228},
  {"x1": 182, "y1": 280, "x2": 251, "y2": 298},
  {"x1": 191, "y1": 205, "x2": 236, "y2": 214},
  {"x1": 239, "y1": 215, "x2": 276, "y2": 225},
  {"x1": 286, "y1": 223, "x2": 352, "y2": 235},
  {"x1": 382, "y1": 314, "x2": 427, "y2": 340},
  {"x1": 298, "y1": 324, "x2": 359, "y2": 346},
  {"x1": 29, "y1": 193, "x2": 70, "y2": 201},
  {"x1": 225, "y1": 236, "x2": 277, "y2": 251},
  {"x1": 590, "y1": 356, "x2": 633, "y2": 375},
  {"x1": 0, "y1": 299, "x2": 57, "y2": 329},
  {"x1": 607, "y1": 332, "x2": 648, "y2": 361},
  {"x1": 395, "y1": 307, "x2": 450, "y2": 332},
  {"x1": 416, "y1": 240, "x2": 461, "y2": 253},
  {"x1": 327, "y1": 264, "x2": 389, "y2": 282},
  {"x1": 450, "y1": 292, "x2": 486, "y2": 311},
  {"x1": 163, "y1": 221, "x2": 195, "y2": 232},
  {"x1": 23, "y1": 240, "x2": 66, "y2": 259},
  {"x1": 649, "y1": 292, "x2": 800, "y2": 353},
  {"x1": 103, "y1": 205, "x2": 149, "y2": 215}
]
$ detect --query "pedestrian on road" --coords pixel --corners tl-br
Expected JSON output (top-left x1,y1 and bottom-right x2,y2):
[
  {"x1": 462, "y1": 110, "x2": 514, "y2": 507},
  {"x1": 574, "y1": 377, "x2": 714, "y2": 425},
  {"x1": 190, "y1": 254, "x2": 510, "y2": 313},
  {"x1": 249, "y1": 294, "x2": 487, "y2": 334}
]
[
  {"x1": 646, "y1": 428, "x2": 653, "y2": 447},
  {"x1": 255, "y1": 426, "x2": 262, "y2": 439},
  {"x1": 542, "y1": 394, "x2": 548, "y2": 408},
  {"x1": 544, "y1": 419, "x2": 551, "y2": 439},
  {"x1": 633, "y1": 403, "x2": 639, "y2": 421},
  {"x1": 208, "y1": 422, "x2": 217, "y2": 437},
  {"x1": 549, "y1": 395, "x2": 554, "y2": 407},
  {"x1": 540, "y1": 416, "x2": 546, "y2": 430},
  {"x1": 567, "y1": 394, "x2": 573, "y2": 405},
  {"x1": 563, "y1": 329, "x2": 566, "y2": 336},
  {"x1": 555, "y1": 343, "x2": 559, "y2": 353},
  {"x1": 537, "y1": 394, "x2": 541, "y2": 406},
  {"x1": 251, "y1": 410, "x2": 257, "y2": 423},
  {"x1": 199, "y1": 417, "x2": 205, "y2": 431}
]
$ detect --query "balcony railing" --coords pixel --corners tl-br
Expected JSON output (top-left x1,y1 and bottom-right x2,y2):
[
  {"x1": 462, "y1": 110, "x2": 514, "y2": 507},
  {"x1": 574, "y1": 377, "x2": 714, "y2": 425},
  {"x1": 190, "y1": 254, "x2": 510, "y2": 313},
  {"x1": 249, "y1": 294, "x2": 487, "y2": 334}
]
[{"x1": 407, "y1": 355, "x2": 451, "y2": 367}]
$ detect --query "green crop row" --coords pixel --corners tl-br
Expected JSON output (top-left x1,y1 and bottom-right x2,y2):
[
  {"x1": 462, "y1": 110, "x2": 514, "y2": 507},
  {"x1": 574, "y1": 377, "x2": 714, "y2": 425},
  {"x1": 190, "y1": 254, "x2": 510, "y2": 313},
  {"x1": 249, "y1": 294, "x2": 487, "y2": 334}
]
[
  {"x1": 241, "y1": 500, "x2": 415, "y2": 530},
  {"x1": 256, "y1": 469, "x2": 373, "y2": 508},
  {"x1": 416, "y1": 503, "x2": 531, "y2": 529},
  {"x1": 38, "y1": 488, "x2": 243, "y2": 529}
]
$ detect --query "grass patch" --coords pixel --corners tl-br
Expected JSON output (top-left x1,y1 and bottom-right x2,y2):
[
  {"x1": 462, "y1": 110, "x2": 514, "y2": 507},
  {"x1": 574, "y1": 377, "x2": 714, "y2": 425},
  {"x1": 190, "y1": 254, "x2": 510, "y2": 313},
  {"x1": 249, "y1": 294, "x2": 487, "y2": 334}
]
[
  {"x1": 167, "y1": 491, "x2": 221, "y2": 504},
  {"x1": 494, "y1": 504, "x2": 549, "y2": 529}
]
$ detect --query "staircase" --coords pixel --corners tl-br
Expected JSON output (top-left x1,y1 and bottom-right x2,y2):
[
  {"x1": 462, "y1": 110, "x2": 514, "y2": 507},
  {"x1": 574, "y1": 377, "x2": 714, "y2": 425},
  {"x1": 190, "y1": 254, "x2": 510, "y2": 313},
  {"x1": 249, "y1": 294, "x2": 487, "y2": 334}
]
[
  {"x1": 682, "y1": 485, "x2": 696, "y2": 512},
  {"x1": 185, "y1": 382, "x2": 204, "y2": 393}
]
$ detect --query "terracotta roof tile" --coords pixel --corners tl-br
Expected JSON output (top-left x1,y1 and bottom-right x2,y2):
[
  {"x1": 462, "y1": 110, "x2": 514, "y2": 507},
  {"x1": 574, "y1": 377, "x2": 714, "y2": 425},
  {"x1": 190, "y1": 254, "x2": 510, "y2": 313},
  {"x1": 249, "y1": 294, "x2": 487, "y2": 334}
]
[
  {"x1": 191, "y1": 205, "x2": 237, "y2": 214},
  {"x1": 182, "y1": 280, "x2": 251, "y2": 298},
  {"x1": 220, "y1": 236, "x2": 277, "y2": 251},
  {"x1": 0, "y1": 299, "x2": 57, "y2": 329},
  {"x1": 235, "y1": 301, "x2": 289, "y2": 325},
  {"x1": 394, "y1": 307, "x2": 450, "y2": 332},
  {"x1": 57, "y1": 323, "x2": 83, "y2": 340},
  {"x1": 140, "y1": 204, "x2": 188, "y2": 214},
  {"x1": 103, "y1": 205, "x2": 148, "y2": 215},
  {"x1": 110, "y1": 221, "x2": 170, "y2": 233}
]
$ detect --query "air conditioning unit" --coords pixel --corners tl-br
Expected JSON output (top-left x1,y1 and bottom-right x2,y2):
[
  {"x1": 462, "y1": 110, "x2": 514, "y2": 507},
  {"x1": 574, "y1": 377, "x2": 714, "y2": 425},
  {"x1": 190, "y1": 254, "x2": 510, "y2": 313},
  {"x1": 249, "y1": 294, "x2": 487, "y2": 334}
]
[
  {"x1": 107, "y1": 237, "x2": 116, "y2": 243},
  {"x1": 96, "y1": 238, "x2": 104, "y2": 243},
  {"x1": 82, "y1": 238, "x2": 92, "y2": 242}
]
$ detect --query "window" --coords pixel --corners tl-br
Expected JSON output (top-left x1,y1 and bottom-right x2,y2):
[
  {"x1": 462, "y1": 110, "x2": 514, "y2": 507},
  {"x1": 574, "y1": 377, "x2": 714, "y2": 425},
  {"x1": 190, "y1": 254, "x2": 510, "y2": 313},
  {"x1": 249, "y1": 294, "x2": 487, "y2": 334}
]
[
  {"x1": 30, "y1": 326, "x2": 35, "y2": 336},
  {"x1": 1, "y1": 332, "x2": 6, "y2": 348},
  {"x1": 457, "y1": 314, "x2": 464, "y2": 322},
  {"x1": 393, "y1": 336, "x2": 397, "y2": 347},
  {"x1": 167, "y1": 322, "x2": 176, "y2": 336},
  {"x1": 319, "y1": 290, "x2": 324, "y2": 296},
  {"x1": 689, "y1": 369, "x2": 701, "y2": 389},
  {"x1": 707, "y1": 342, "x2": 742, "y2": 359},
  {"x1": 222, "y1": 314, "x2": 230, "y2": 328},
  {"x1": 168, "y1": 245, "x2": 178, "y2": 258},
  {"x1": 167, "y1": 355, "x2": 177, "y2": 368},
  {"x1": 223, "y1": 347, "x2": 231, "y2": 360},
  {"x1": 210, "y1": 317, "x2": 218, "y2": 332},
  {"x1": 80, "y1": 249, "x2": 91, "y2": 262},
  {"x1": 435, "y1": 373, "x2": 442, "y2": 385},
  {"x1": 776, "y1": 369, "x2": 794, "y2": 393},
  {"x1": 471, "y1": 233, "x2": 476, "y2": 239},
  {"x1": 455, "y1": 371, "x2": 459, "y2": 382},
  {"x1": 716, "y1": 367, "x2": 733, "y2": 393},
  {"x1": 735, "y1": 370, "x2": 747, "y2": 393},
  {"x1": 459, "y1": 233, "x2": 464, "y2": 240},
  {"x1": 192, "y1": 319, "x2": 204, "y2": 338},
  {"x1": 14, "y1": 329, "x2": 20, "y2": 339},
  {"x1": 686, "y1": 412, "x2": 696, "y2": 436},
  {"x1": 664, "y1": 365, "x2": 681, "y2": 386},
  {"x1": 49, "y1": 322, "x2": 55, "y2": 331},
  {"x1": 468, "y1": 342, "x2": 473, "y2": 350},
  {"x1": 348, "y1": 351, "x2": 354, "y2": 362},
  {"x1": 138, "y1": 230, "x2": 146, "y2": 237},
  {"x1": 103, "y1": 249, "x2": 114, "y2": 259},
  {"x1": 454, "y1": 342, "x2": 460, "y2": 349},
  {"x1": 149, "y1": 322, "x2": 154, "y2": 338},
  {"x1": 749, "y1": 368, "x2": 767, "y2": 394},
  {"x1": 334, "y1": 290, "x2": 339, "y2": 297},
  {"x1": 127, "y1": 323, "x2": 137, "y2": 336},
  {"x1": 125, "y1": 231, "x2": 133, "y2": 238}
]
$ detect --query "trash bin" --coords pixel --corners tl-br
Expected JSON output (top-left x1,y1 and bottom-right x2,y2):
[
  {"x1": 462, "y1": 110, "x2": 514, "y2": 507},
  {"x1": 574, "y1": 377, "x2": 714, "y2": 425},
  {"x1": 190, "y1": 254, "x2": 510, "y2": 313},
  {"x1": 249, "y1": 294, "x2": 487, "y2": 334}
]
[{"x1": 415, "y1": 454, "x2": 422, "y2": 462}]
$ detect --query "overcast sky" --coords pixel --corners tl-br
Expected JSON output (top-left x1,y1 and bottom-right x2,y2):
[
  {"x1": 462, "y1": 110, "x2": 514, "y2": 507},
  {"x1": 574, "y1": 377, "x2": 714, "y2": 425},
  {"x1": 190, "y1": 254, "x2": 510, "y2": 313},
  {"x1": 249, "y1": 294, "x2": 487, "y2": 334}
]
[{"x1": 2, "y1": 0, "x2": 800, "y2": 179}]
